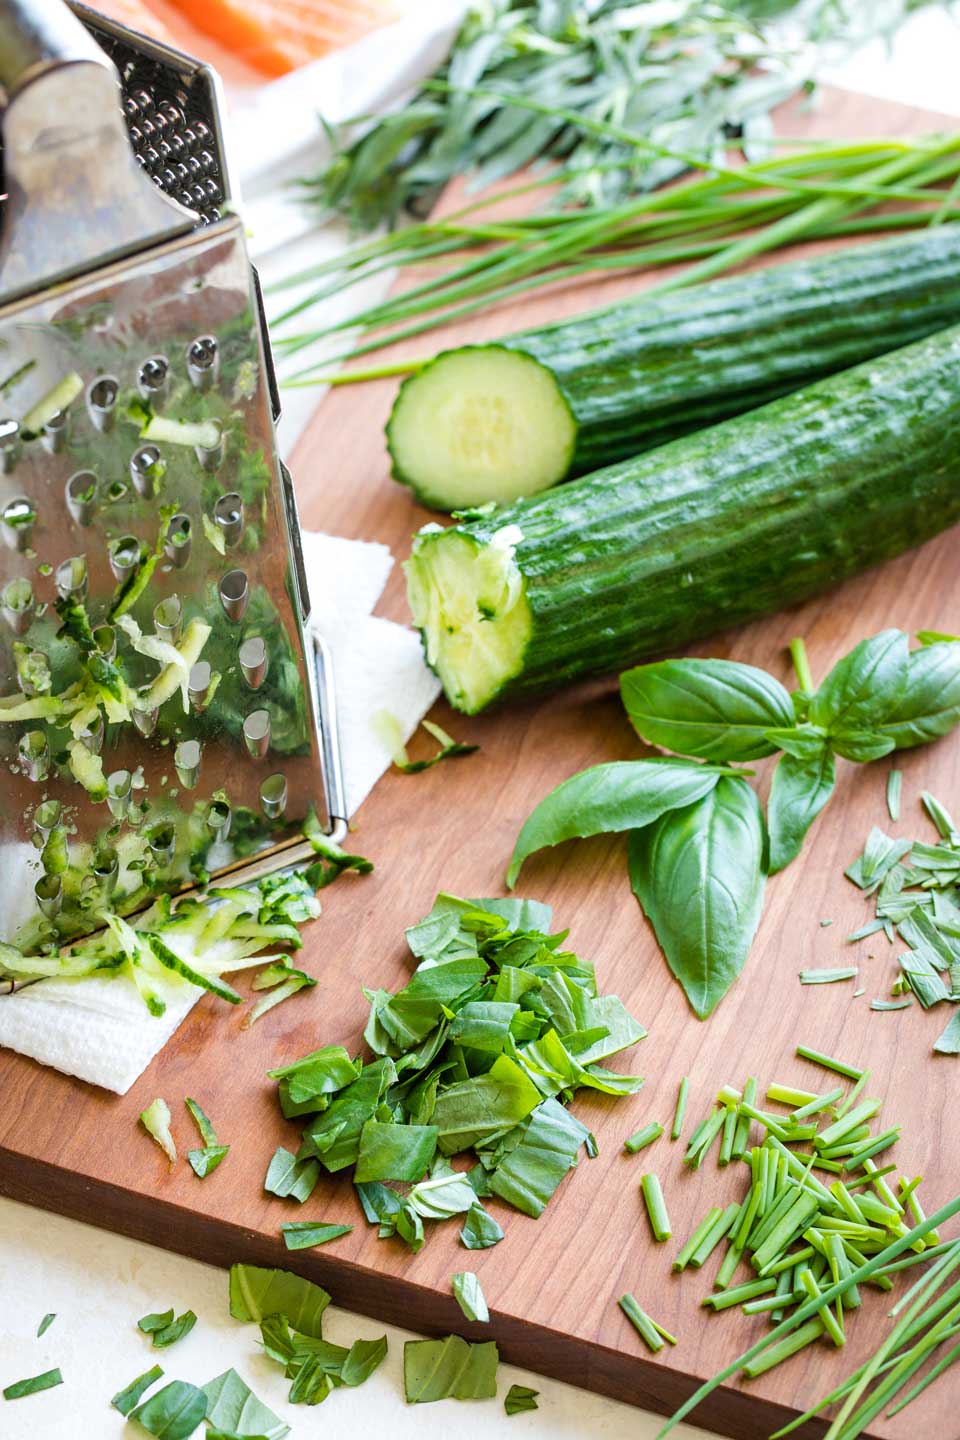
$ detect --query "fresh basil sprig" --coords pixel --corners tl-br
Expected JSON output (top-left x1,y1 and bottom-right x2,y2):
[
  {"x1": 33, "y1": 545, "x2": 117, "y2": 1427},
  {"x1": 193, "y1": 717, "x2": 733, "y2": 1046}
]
[{"x1": 509, "y1": 630, "x2": 960, "y2": 1020}]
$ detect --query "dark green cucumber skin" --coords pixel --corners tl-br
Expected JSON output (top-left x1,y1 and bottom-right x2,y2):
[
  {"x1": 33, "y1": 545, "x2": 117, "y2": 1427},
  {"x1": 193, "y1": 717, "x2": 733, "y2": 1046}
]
[
  {"x1": 453, "y1": 322, "x2": 960, "y2": 705},
  {"x1": 499, "y1": 226, "x2": 960, "y2": 476}
]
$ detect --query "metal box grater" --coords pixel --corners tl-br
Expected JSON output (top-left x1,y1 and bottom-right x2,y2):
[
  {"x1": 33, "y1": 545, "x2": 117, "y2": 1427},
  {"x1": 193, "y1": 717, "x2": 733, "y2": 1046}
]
[{"x1": 0, "y1": 0, "x2": 345, "y2": 950}]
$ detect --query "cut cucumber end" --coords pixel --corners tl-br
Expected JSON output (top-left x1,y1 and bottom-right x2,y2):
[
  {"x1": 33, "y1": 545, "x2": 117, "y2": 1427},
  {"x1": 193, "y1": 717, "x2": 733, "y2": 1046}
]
[
  {"x1": 405, "y1": 525, "x2": 532, "y2": 713},
  {"x1": 387, "y1": 345, "x2": 576, "y2": 512}
]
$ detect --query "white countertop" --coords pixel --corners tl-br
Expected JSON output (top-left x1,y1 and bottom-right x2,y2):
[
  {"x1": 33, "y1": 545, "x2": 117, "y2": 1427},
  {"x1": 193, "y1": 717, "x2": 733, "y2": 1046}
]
[{"x1": 2, "y1": 8, "x2": 959, "y2": 1439}]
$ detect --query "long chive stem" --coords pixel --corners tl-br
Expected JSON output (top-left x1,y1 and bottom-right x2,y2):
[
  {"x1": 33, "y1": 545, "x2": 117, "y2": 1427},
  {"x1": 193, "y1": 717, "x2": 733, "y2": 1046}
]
[{"x1": 795, "y1": 1045, "x2": 865, "y2": 1082}]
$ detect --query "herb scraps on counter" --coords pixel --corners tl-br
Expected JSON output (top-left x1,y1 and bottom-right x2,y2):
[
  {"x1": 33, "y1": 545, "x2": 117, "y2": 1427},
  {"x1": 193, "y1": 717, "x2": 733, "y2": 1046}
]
[
  {"x1": 265, "y1": 893, "x2": 645, "y2": 1251},
  {"x1": 506, "y1": 630, "x2": 960, "y2": 1020}
]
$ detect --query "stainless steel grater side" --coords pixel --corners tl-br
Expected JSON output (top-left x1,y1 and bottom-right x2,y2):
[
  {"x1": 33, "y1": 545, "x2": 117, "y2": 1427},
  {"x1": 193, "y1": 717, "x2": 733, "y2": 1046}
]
[{"x1": 0, "y1": 0, "x2": 346, "y2": 950}]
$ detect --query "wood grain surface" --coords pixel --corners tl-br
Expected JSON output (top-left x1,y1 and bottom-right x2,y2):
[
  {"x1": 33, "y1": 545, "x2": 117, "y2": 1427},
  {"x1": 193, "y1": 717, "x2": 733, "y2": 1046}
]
[{"x1": 2, "y1": 85, "x2": 960, "y2": 1440}]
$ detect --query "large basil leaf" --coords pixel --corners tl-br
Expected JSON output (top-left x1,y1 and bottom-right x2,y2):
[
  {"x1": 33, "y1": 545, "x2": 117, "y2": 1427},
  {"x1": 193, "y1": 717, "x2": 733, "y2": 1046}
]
[
  {"x1": 767, "y1": 748, "x2": 836, "y2": 874},
  {"x1": 487, "y1": 1097, "x2": 590, "y2": 1217},
  {"x1": 628, "y1": 777, "x2": 766, "y2": 1019},
  {"x1": 403, "y1": 1336, "x2": 499, "y2": 1403},
  {"x1": 620, "y1": 658, "x2": 794, "y2": 761},
  {"x1": 202, "y1": 1369, "x2": 289, "y2": 1440},
  {"x1": 507, "y1": 759, "x2": 734, "y2": 887},
  {"x1": 809, "y1": 629, "x2": 908, "y2": 734},
  {"x1": 228, "y1": 1264, "x2": 330, "y2": 1338},
  {"x1": 128, "y1": 1380, "x2": 208, "y2": 1440},
  {"x1": 876, "y1": 641, "x2": 960, "y2": 749}
]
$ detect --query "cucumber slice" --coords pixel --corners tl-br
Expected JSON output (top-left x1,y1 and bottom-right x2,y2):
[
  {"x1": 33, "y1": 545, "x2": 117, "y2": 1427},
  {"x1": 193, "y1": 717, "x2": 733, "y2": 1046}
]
[
  {"x1": 388, "y1": 346, "x2": 576, "y2": 512},
  {"x1": 405, "y1": 524, "x2": 532, "y2": 714}
]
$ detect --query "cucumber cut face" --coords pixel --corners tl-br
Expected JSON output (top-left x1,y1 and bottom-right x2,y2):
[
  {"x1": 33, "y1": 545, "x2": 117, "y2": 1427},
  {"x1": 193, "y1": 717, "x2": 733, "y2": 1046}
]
[
  {"x1": 388, "y1": 346, "x2": 576, "y2": 511},
  {"x1": 405, "y1": 527, "x2": 532, "y2": 713}
]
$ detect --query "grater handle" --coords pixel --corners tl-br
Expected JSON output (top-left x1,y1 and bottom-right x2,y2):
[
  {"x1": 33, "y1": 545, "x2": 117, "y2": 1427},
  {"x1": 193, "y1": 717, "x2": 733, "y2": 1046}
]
[
  {"x1": 0, "y1": 0, "x2": 193, "y2": 303},
  {"x1": 0, "y1": 0, "x2": 108, "y2": 93}
]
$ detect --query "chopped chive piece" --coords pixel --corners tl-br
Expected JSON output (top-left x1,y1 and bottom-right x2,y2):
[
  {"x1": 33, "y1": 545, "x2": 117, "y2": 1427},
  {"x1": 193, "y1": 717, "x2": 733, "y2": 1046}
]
[
  {"x1": 683, "y1": 1107, "x2": 725, "y2": 1168},
  {"x1": 922, "y1": 790, "x2": 957, "y2": 838},
  {"x1": 736, "y1": 1102, "x2": 788, "y2": 1142},
  {"x1": 791, "y1": 1087, "x2": 844, "y2": 1120},
  {"x1": 767, "y1": 1083, "x2": 818, "y2": 1108},
  {"x1": 731, "y1": 1076, "x2": 755, "y2": 1161},
  {"x1": 619, "y1": 1294, "x2": 675, "y2": 1352},
  {"x1": 835, "y1": 1069, "x2": 871, "y2": 1119},
  {"x1": 795, "y1": 1044, "x2": 864, "y2": 1081},
  {"x1": 763, "y1": 1245, "x2": 815, "y2": 1278},
  {"x1": 743, "y1": 1292, "x2": 799, "y2": 1315},
  {"x1": 852, "y1": 987, "x2": 865, "y2": 997},
  {"x1": 111, "y1": 1365, "x2": 164, "y2": 1415},
  {"x1": 799, "y1": 967, "x2": 858, "y2": 984},
  {"x1": 820, "y1": 919, "x2": 834, "y2": 928},
  {"x1": 901, "y1": 1179, "x2": 940, "y2": 1246},
  {"x1": 671, "y1": 1077, "x2": 688, "y2": 1142},
  {"x1": 798, "y1": 1268, "x2": 845, "y2": 1346},
  {"x1": 36, "y1": 1314, "x2": 55, "y2": 1338},
  {"x1": 871, "y1": 997, "x2": 913, "y2": 1010},
  {"x1": 3, "y1": 1369, "x2": 63, "y2": 1400},
  {"x1": 702, "y1": 1278, "x2": 776, "y2": 1311},
  {"x1": 846, "y1": 1128, "x2": 901, "y2": 1168},
  {"x1": 816, "y1": 1099, "x2": 882, "y2": 1150},
  {"x1": 714, "y1": 1236, "x2": 745, "y2": 1290},
  {"x1": 887, "y1": 771, "x2": 902, "y2": 822},
  {"x1": 640, "y1": 1173, "x2": 671, "y2": 1243},
  {"x1": 585, "y1": 1132, "x2": 599, "y2": 1158},
  {"x1": 846, "y1": 920, "x2": 888, "y2": 943},
  {"x1": 674, "y1": 1207, "x2": 724, "y2": 1273},
  {"x1": 742, "y1": 1320, "x2": 825, "y2": 1378},
  {"x1": 624, "y1": 1122, "x2": 663, "y2": 1154},
  {"x1": 753, "y1": 1193, "x2": 821, "y2": 1274},
  {"x1": 690, "y1": 1203, "x2": 740, "y2": 1269},
  {"x1": 718, "y1": 1107, "x2": 738, "y2": 1167}
]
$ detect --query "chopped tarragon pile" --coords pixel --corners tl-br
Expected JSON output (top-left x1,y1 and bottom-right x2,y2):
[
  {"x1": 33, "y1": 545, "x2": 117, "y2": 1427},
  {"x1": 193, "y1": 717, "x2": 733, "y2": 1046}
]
[
  {"x1": 844, "y1": 790, "x2": 960, "y2": 1054},
  {"x1": 267, "y1": 894, "x2": 645, "y2": 1251},
  {"x1": 0, "y1": 871, "x2": 320, "y2": 1019}
]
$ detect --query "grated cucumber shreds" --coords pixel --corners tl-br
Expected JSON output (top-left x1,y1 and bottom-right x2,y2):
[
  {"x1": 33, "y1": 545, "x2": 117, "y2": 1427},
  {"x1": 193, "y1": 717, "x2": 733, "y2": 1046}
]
[{"x1": 0, "y1": 872, "x2": 322, "y2": 1017}]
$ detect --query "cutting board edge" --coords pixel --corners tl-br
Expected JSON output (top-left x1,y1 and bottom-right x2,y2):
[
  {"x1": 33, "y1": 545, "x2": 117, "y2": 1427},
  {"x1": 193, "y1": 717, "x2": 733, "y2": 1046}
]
[{"x1": 1, "y1": 1147, "x2": 862, "y2": 1440}]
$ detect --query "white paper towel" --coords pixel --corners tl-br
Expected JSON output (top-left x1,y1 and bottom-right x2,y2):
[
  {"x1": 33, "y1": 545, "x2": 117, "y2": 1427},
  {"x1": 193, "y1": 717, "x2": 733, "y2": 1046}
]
[{"x1": 0, "y1": 530, "x2": 439, "y2": 1094}]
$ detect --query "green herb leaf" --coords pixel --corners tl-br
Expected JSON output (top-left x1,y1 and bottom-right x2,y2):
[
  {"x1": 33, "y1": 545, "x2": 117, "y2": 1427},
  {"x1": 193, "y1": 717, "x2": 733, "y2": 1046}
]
[
  {"x1": 281, "y1": 1221, "x2": 353, "y2": 1250},
  {"x1": 188, "y1": 1145, "x2": 229, "y2": 1179},
  {"x1": 3, "y1": 1368, "x2": 63, "y2": 1400},
  {"x1": 403, "y1": 1336, "x2": 499, "y2": 1403},
  {"x1": 460, "y1": 1203, "x2": 504, "y2": 1249},
  {"x1": 129, "y1": 1379, "x2": 207, "y2": 1438},
  {"x1": 354, "y1": 1120, "x2": 439, "y2": 1182},
  {"x1": 184, "y1": 1097, "x2": 218, "y2": 1147},
  {"x1": 876, "y1": 640, "x2": 960, "y2": 748},
  {"x1": 228, "y1": 1264, "x2": 330, "y2": 1338},
  {"x1": 264, "y1": 1146, "x2": 320, "y2": 1203},
  {"x1": 452, "y1": 1271, "x2": 489, "y2": 1322},
  {"x1": 138, "y1": 1309, "x2": 175, "y2": 1335},
  {"x1": 628, "y1": 777, "x2": 766, "y2": 1018},
  {"x1": 429, "y1": 1053, "x2": 542, "y2": 1153},
  {"x1": 267, "y1": 1046, "x2": 358, "y2": 1105},
  {"x1": 202, "y1": 1367, "x2": 290, "y2": 1439},
  {"x1": 111, "y1": 1364, "x2": 164, "y2": 1415},
  {"x1": 934, "y1": 1009, "x2": 960, "y2": 1054},
  {"x1": 36, "y1": 1313, "x2": 55, "y2": 1337},
  {"x1": 299, "y1": 1057, "x2": 398, "y2": 1170},
  {"x1": 809, "y1": 629, "x2": 908, "y2": 740},
  {"x1": 151, "y1": 1311, "x2": 197, "y2": 1349},
  {"x1": 488, "y1": 1096, "x2": 589, "y2": 1218},
  {"x1": 508, "y1": 759, "x2": 735, "y2": 887},
  {"x1": 140, "y1": 1097, "x2": 177, "y2": 1168},
  {"x1": 620, "y1": 657, "x2": 794, "y2": 761},
  {"x1": 242, "y1": 967, "x2": 316, "y2": 1028},
  {"x1": 504, "y1": 1384, "x2": 539, "y2": 1415},
  {"x1": 767, "y1": 747, "x2": 836, "y2": 873},
  {"x1": 341, "y1": 1336, "x2": 389, "y2": 1386}
]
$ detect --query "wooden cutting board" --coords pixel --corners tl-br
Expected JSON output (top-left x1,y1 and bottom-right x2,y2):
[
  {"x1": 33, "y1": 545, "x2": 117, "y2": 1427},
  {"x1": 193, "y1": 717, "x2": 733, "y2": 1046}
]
[{"x1": 2, "y1": 84, "x2": 959, "y2": 1440}]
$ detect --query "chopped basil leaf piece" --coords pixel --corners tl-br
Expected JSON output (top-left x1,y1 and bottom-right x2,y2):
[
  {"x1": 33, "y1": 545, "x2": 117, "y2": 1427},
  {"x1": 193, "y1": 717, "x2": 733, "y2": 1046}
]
[
  {"x1": 140, "y1": 1098, "x2": 176, "y2": 1167},
  {"x1": 188, "y1": 1145, "x2": 229, "y2": 1179},
  {"x1": 280, "y1": 1221, "x2": 353, "y2": 1250},
  {"x1": 36, "y1": 1313, "x2": 55, "y2": 1337},
  {"x1": 138, "y1": 1309, "x2": 175, "y2": 1335},
  {"x1": 504, "y1": 1384, "x2": 539, "y2": 1415},
  {"x1": 202, "y1": 1367, "x2": 290, "y2": 1439},
  {"x1": 228, "y1": 1264, "x2": 330, "y2": 1338},
  {"x1": 264, "y1": 1147, "x2": 320, "y2": 1203},
  {"x1": 452, "y1": 1271, "x2": 489, "y2": 1322},
  {"x1": 3, "y1": 1368, "x2": 63, "y2": 1400},
  {"x1": 111, "y1": 1364, "x2": 164, "y2": 1415},
  {"x1": 151, "y1": 1311, "x2": 197, "y2": 1349},
  {"x1": 184, "y1": 1097, "x2": 218, "y2": 1147},
  {"x1": 129, "y1": 1379, "x2": 207, "y2": 1438},
  {"x1": 403, "y1": 1336, "x2": 499, "y2": 1403},
  {"x1": 460, "y1": 1204, "x2": 504, "y2": 1250}
]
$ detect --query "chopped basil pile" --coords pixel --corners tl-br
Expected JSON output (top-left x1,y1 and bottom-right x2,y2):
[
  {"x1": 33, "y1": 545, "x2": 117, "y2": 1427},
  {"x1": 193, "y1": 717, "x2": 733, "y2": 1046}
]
[
  {"x1": 267, "y1": 894, "x2": 645, "y2": 1250},
  {"x1": 510, "y1": 630, "x2": 960, "y2": 1019},
  {"x1": 842, "y1": 789, "x2": 960, "y2": 1054},
  {"x1": 230, "y1": 1263, "x2": 387, "y2": 1407},
  {"x1": 0, "y1": 872, "x2": 320, "y2": 1019}
]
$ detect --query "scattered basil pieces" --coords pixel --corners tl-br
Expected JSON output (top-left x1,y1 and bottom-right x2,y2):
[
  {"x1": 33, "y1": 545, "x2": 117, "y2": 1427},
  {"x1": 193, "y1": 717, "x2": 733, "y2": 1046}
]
[
  {"x1": 138, "y1": 1309, "x2": 175, "y2": 1335},
  {"x1": 202, "y1": 1367, "x2": 289, "y2": 1439},
  {"x1": 403, "y1": 1336, "x2": 499, "y2": 1403},
  {"x1": 460, "y1": 1204, "x2": 504, "y2": 1250},
  {"x1": 504, "y1": 1384, "x2": 540, "y2": 1415},
  {"x1": 452, "y1": 1271, "x2": 489, "y2": 1323},
  {"x1": 36, "y1": 1313, "x2": 55, "y2": 1337},
  {"x1": 229, "y1": 1264, "x2": 330, "y2": 1337},
  {"x1": 354, "y1": 1120, "x2": 439, "y2": 1183},
  {"x1": 280, "y1": 1221, "x2": 353, "y2": 1250},
  {"x1": 507, "y1": 758, "x2": 735, "y2": 887},
  {"x1": 264, "y1": 1146, "x2": 320, "y2": 1204},
  {"x1": 621, "y1": 657, "x2": 794, "y2": 762},
  {"x1": 111, "y1": 1364, "x2": 164, "y2": 1415},
  {"x1": 629, "y1": 778, "x2": 766, "y2": 1019},
  {"x1": 129, "y1": 1379, "x2": 207, "y2": 1439},
  {"x1": 151, "y1": 1311, "x2": 197, "y2": 1349},
  {"x1": 3, "y1": 1368, "x2": 63, "y2": 1400},
  {"x1": 141, "y1": 1097, "x2": 177, "y2": 1168}
]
